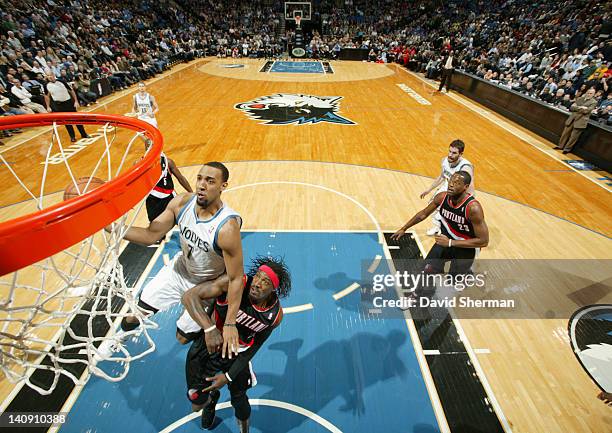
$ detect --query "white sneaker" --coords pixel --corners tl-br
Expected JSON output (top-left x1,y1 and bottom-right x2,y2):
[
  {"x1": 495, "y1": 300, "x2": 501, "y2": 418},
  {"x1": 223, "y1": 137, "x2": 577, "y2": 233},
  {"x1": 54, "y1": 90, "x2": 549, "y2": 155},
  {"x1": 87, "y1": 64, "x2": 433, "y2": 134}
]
[{"x1": 426, "y1": 227, "x2": 441, "y2": 236}]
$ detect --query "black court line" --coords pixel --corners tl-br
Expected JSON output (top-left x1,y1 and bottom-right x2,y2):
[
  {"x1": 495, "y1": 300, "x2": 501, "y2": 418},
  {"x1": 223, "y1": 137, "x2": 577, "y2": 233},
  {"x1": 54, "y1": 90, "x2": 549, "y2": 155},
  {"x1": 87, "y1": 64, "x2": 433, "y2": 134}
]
[
  {"x1": 3, "y1": 243, "x2": 156, "y2": 433},
  {"x1": 385, "y1": 232, "x2": 505, "y2": 433},
  {"x1": 259, "y1": 61, "x2": 274, "y2": 73}
]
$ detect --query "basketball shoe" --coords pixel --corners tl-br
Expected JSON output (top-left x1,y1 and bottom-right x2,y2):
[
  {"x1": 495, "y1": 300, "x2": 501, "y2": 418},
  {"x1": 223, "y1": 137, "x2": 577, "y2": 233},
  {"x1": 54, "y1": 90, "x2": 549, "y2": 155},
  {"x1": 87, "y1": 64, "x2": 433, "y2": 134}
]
[{"x1": 201, "y1": 389, "x2": 221, "y2": 429}]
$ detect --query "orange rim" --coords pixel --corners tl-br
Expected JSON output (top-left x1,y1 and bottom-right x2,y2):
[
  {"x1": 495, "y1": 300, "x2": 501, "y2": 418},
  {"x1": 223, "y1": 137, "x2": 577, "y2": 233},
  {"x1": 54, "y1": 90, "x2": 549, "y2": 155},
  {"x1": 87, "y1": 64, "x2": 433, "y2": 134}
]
[{"x1": 0, "y1": 113, "x2": 162, "y2": 275}]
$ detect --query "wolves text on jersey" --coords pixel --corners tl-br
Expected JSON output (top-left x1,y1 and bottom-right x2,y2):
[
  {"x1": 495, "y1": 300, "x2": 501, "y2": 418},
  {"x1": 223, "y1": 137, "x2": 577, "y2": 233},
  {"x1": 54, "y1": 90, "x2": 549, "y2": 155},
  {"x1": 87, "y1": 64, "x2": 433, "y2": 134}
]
[{"x1": 180, "y1": 225, "x2": 211, "y2": 252}]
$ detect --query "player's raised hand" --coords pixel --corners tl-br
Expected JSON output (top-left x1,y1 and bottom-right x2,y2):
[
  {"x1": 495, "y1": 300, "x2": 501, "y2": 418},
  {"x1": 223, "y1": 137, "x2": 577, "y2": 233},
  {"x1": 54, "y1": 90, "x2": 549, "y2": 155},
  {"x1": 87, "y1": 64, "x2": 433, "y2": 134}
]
[
  {"x1": 204, "y1": 327, "x2": 223, "y2": 354},
  {"x1": 420, "y1": 190, "x2": 430, "y2": 199},
  {"x1": 390, "y1": 229, "x2": 406, "y2": 241},
  {"x1": 222, "y1": 324, "x2": 239, "y2": 359}
]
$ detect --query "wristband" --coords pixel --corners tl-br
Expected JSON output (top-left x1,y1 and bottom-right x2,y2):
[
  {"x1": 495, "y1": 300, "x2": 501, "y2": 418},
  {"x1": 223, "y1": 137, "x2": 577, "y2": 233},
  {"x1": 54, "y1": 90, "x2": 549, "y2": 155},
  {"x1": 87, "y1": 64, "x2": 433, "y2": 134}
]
[
  {"x1": 225, "y1": 372, "x2": 232, "y2": 382},
  {"x1": 448, "y1": 239, "x2": 452, "y2": 248},
  {"x1": 204, "y1": 325, "x2": 217, "y2": 333}
]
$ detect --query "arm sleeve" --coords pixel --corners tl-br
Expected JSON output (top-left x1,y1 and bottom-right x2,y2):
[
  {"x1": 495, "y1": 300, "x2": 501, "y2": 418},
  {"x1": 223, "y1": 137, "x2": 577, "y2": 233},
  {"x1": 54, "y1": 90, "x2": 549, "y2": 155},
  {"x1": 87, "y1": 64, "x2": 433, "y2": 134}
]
[{"x1": 226, "y1": 325, "x2": 275, "y2": 381}]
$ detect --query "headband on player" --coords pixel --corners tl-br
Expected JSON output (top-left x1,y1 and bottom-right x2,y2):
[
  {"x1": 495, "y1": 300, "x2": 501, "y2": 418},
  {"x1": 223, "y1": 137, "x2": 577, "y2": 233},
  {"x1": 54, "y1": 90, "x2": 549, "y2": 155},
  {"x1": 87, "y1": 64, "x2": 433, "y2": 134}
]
[{"x1": 259, "y1": 265, "x2": 279, "y2": 289}]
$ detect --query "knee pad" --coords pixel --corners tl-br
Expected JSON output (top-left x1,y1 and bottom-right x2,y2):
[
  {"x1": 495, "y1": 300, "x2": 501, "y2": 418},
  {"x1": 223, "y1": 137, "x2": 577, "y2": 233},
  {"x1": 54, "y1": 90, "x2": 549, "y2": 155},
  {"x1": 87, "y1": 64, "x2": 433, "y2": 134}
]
[
  {"x1": 121, "y1": 317, "x2": 139, "y2": 332},
  {"x1": 231, "y1": 393, "x2": 251, "y2": 421}
]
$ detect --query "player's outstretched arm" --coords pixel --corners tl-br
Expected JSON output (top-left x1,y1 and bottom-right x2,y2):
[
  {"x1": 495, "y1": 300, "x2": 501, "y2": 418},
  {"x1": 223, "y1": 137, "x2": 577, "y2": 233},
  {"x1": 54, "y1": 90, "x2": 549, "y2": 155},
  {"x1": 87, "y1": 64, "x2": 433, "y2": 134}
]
[
  {"x1": 168, "y1": 158, "x2": 193, "y2": 192},
  {"x1": 421, "y1": 173, "x2": 444, "y2": 199},
  {"x1": 121, "y1": 194, "x2": 189, "y2": 245},
  {"x1": 182, "y1": 274, "x2": 230, "y2": 354},
  {"x1": 391, "y1": 192, "x2": 444, "y2": 240},
  {"x1": 181, "y1": 274, "x2": 229, "y2": 330},
  {"x1": 216, "y1": 217, "x2": 244, "y2": 359}
]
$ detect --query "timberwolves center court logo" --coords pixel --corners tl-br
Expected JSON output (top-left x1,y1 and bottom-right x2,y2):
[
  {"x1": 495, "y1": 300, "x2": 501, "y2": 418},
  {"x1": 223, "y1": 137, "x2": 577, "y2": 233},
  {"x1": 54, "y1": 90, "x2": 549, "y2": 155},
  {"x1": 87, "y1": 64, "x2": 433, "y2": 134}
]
[
  {"x1": 235, "y1": 94, "x2": 356, "y2": 125},
  {"x1": 568, "y1": 304, "x2": 612, "y2": 392}
]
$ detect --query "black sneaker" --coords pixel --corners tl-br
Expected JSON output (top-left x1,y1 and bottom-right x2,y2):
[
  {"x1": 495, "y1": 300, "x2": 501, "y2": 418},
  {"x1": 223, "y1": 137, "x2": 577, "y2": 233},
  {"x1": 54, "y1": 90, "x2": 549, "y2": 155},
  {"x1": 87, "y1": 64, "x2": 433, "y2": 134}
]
[{"x1": 201, "y1": 389, "x2": 220, "y2": 429}]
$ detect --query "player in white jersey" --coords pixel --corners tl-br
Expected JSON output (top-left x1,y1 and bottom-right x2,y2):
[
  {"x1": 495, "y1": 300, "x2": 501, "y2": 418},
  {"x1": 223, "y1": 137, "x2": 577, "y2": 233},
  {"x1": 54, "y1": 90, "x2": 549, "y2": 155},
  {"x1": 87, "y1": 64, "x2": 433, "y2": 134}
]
[
  {"x1": 133, "y1": 82, "x2": 159, "y2": 128},
  {"x1": 114, "y1": 162, "x2": 244, "y2": 358},
  {"x1": 419, "y1": 140, "x2": 474, "y2": 236}
]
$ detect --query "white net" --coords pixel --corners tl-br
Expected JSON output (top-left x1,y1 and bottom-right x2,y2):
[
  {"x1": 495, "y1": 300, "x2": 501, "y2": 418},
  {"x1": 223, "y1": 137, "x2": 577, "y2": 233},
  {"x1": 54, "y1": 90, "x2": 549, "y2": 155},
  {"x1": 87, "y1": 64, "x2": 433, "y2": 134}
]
[{"x1": 0, "y1": 119, "x2": 159, "y2": 395}]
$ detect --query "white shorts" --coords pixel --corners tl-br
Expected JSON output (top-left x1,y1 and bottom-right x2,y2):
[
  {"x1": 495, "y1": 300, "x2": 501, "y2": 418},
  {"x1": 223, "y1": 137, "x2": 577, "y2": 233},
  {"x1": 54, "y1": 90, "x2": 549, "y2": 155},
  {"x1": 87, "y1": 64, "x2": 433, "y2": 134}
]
[
  {"x1": 139, "y1": 254, "x2": 207, "y2": 335},
  {"x1": 138, "y1": 115, "x2": 158, "y2": 128}
]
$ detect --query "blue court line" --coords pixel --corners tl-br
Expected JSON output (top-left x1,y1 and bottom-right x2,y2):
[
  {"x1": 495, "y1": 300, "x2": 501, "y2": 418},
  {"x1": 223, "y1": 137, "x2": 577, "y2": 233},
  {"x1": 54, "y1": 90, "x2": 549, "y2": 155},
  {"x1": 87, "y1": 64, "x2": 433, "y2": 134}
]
[{"x1": 60, "y1": 232, "x2": 440, "y2": 433}]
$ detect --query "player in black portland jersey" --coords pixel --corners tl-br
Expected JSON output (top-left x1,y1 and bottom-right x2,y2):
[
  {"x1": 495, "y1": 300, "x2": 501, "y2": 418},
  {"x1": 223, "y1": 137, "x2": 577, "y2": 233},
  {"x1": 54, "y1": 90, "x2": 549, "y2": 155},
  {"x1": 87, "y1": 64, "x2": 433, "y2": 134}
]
[
  {"x1": 392, "y1": 171, "x2": 489, "y2": 275},
  {"x1": 181, "y1": 256, "x2": 291, "y2": 432},
  {"x1": 437, "y1": 189, "x2": 477, "y2": 241},
  {"x1": 143, "y1": 140, "x2": 192, "y2": 224}
]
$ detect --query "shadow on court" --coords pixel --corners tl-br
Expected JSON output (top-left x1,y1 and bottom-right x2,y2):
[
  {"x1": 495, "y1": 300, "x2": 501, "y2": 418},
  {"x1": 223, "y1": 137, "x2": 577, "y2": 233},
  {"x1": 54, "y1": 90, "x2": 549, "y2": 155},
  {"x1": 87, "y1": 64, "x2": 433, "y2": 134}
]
[
  {"x1": 252, "y1": 330, "x2": 408, "y2": 432},
  {"x1": 113, "y1": 334, "x2": 192, "y2": 431}
]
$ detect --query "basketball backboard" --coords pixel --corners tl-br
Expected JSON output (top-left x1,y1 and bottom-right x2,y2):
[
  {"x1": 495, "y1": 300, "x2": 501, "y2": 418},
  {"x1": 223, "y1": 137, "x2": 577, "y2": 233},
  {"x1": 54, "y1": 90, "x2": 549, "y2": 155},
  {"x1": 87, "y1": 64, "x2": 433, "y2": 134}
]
[{"x1": 284, "y1": 1, "x2": 311, "y2": 21}]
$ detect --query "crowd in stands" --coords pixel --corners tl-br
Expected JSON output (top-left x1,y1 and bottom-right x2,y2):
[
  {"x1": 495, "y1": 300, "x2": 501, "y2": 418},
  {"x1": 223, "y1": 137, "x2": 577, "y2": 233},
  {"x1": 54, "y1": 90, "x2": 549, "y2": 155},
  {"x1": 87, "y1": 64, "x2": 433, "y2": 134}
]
[
  {"x1": 0, "y1": 0, "x2": 204, "y2": 138},
  {"x1": 1, "y1": 0, "x2": 611, "y2": 140},
  {"x1": 175, "y1": 0, "x2": 285, "y2": 58},
  {"x1": 408, "y1": 0, "x2": 612, "y2": 125},
  {"x1": 310, "y1": 0, "x2": 612, "y2": 125},
  {"x1": 311, "y1": 1, "x2": 609, "y2": 125}
]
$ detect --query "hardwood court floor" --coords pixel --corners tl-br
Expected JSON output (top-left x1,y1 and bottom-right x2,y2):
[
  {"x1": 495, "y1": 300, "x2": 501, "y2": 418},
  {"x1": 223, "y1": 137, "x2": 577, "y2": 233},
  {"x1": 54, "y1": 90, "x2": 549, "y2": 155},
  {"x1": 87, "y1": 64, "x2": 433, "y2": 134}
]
[
  {"x1": 1, "y1": 59, "x2": 611, "y2": 433},
  {"x1": 1, "y1": 59, "x2": 610, "y2": 236}
]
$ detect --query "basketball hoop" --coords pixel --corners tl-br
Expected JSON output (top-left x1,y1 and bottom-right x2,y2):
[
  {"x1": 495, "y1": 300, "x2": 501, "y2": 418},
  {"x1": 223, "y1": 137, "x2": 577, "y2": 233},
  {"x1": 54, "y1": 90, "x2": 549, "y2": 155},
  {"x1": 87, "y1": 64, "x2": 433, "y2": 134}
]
[
  {"x1": 0, "y1": 113, "x2": 162, "y2": 394},
  {"x1": 295, "y1": 15, "x2": 302, "y2": 29}
]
